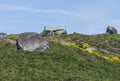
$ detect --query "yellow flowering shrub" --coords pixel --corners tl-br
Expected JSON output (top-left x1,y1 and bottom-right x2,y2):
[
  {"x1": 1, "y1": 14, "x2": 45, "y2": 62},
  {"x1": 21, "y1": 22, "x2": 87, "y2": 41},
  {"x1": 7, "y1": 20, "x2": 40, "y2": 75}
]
[
  {"x1": 7, "y1": 35, "x2": 18, "y2": 40},
  {"x1": 87, "y1": 50, "x2": 98, "y2": 56},
  {"x1": 111, "y1": 56, "x2": 120, "y2": 61},
  {"x1": 102, "y1": 56, "x2": 111, "y2": 60},
  {"x1": 81, "y1": 42, "x2": 90, "y2": 49},
  {"x1": 50, "y1": 40, "x2": 59, "y2": 44},
  {"x1": 50, "y1": 39, "x2": 120, "y2": 62},
  {"x1": 66, "y1": 36, "x2": 72, "y2": 41}
]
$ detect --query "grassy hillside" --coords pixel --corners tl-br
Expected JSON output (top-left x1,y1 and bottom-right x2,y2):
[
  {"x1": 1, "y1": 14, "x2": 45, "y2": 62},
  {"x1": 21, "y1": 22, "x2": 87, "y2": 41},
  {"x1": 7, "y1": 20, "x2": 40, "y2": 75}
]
[
  {"x1": 69, "y1": 33, "x2": 120, "y2": 59},
  {"x1": 0, "y1": 34, "x2": 120, "y2": 81}
]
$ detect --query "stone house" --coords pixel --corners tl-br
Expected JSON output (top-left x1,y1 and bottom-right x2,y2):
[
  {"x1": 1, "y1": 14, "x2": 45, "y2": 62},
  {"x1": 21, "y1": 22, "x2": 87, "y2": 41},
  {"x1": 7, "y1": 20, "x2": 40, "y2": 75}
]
[{"x1": 45, "y1": 27, "x2": 67, "y2": 36}]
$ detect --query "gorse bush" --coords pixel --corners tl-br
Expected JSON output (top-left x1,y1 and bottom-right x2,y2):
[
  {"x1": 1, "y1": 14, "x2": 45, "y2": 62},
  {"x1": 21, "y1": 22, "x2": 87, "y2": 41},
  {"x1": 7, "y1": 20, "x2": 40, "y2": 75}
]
[
  {"x1": 79, "y1": 42, "x2": 90, "y2": 49},
  {"x1": 50, "y1": 37, "x2": 120, "y2": 62},
  {"x1": 7, "y1": 35, "x2": 18, "y2": 40},
  {"x1": 69, "y1": 33, "x2": 120, "y2": 57}
]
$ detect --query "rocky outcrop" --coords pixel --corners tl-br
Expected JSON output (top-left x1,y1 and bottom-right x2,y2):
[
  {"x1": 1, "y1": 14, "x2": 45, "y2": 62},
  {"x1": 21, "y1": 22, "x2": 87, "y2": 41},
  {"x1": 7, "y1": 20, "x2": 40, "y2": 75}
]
[
  {"x1": 6, "y1": 39, "x2": 16, "y2": 44},
  {"x1": 106, "y1": 26, "x2": 117, "y2": 34},
  {"x1": 86, "y1": 46, "x2": 96, "y2": 51},
  {"x1": 5, "y1": 34, "x2": 19, "y2": 44},
  {"x1": 0, "y1": 33, "x2": 7, "y2": 38},
  {"x1": 16, "y1": 32, "x2": 49, "y2": 52}
]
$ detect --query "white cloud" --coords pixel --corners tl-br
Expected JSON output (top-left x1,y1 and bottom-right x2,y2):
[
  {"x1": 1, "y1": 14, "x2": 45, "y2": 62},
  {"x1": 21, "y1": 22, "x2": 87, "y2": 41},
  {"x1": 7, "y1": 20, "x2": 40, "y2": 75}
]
[
  {"x1": 0, "y1": 4, "x2": 120, "y2": 34},
  {"x1": 0, "y1": 4, "x2": 102, "y2": 19},
  {"x1": 0, "y1": 4, "x2": 110, "y2": 20},
  {"x1": 0, "y1": 5, "x2": 74, "y2": 16}
]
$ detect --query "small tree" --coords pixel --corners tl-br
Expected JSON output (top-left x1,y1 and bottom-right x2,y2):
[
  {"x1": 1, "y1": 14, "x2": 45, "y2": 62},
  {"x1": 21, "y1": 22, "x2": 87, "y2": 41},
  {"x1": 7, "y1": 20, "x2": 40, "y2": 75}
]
[{"x1": 42, "y1": 30, "x2": 48, "y2": 36}]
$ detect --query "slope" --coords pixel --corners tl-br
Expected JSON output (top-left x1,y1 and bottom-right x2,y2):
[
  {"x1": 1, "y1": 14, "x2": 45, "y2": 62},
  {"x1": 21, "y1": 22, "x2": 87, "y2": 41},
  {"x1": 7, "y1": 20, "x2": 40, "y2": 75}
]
[{"x1": 0, "y1": 34, "x2": 120, "y2": 81}]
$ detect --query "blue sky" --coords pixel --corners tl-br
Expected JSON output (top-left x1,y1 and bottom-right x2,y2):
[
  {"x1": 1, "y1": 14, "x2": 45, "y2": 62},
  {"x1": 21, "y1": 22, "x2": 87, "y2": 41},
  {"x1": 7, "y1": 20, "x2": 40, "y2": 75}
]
[{"x1": 0, "y1": 0, "x2": 120, "y2": 34}]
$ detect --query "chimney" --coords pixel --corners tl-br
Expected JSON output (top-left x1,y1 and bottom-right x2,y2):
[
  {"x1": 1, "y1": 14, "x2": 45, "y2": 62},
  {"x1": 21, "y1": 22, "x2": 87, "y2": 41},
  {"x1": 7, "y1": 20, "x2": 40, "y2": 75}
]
[{"x1": 44, "y1": 26, "x2": 46, "y2": 30}]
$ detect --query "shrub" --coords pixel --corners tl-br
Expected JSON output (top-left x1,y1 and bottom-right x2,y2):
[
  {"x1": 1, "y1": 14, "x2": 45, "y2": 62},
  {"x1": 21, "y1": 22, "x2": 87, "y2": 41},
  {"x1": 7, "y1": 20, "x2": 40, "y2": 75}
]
[
  {"x1": 42, "y1": 30, "x2": 49, "y2": 36},
  {"x1": 7, "y1": 35, "x2": 18, "y2": 40}
]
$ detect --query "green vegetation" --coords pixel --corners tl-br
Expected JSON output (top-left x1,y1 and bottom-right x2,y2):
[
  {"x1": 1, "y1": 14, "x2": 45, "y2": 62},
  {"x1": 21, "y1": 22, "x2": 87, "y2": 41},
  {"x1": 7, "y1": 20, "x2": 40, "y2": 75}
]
[
  {"x1": 0, "y1": 33, "x2": 120, "y2": 81},
  {"x1": 69, "y1": 33, "x2": 120, "y2": 58},
  {"x1": 6, "y1": 35, "x2": 18, "y2": 40},
  {"x1": 42, "y1": 30, "x2": 49, "y2": 36}
]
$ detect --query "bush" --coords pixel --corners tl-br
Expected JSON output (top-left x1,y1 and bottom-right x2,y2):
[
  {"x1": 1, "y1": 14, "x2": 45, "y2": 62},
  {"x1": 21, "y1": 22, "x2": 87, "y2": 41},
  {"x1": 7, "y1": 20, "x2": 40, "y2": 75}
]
[
  {"x1": 42, "y1": 30, "x2": 49, "y2": 36},
  {"x1": 7, "y1": 35, "x2": 18, "y2": 40}
]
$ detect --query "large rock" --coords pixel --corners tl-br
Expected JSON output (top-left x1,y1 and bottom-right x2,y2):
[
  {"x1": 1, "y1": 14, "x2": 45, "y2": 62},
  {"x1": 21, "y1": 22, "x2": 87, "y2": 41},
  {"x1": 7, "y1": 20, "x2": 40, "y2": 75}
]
[
  {"x1": 16, "y1": 32, "x2": 49, "y2": 52},
  {"x1": 6, "y1": 39, "x2": 16, "y2": 44},
  {"x1": 106, "y1": 26, "x2": 117, "y2": 34},
  {"x1": 0, "y1": 32, "x2": 7, "y2": 38}
]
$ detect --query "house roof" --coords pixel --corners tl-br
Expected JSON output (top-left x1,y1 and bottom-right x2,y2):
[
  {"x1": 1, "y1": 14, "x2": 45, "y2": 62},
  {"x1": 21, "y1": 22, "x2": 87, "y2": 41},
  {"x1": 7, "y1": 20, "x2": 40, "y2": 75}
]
[{"x1": 46, "y1": 27, "x2": 65, "y2": 31}]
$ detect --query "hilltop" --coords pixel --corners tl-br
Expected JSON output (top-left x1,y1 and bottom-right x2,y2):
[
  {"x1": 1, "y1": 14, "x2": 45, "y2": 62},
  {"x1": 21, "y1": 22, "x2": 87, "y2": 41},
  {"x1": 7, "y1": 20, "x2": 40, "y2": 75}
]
[{"x1": 0, "y1": 33, "x2": 120, "y2": 81}]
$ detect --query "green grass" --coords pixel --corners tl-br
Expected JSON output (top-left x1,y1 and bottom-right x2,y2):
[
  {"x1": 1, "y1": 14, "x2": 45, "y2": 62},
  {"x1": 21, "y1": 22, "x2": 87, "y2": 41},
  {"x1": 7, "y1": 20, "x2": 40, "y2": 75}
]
[
  {"x1": 0, "y1": 34, "x2": 120, "y2": 81},
  {"x1": 69, "y1": 33, "x2": 120, "y2": 57}
]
